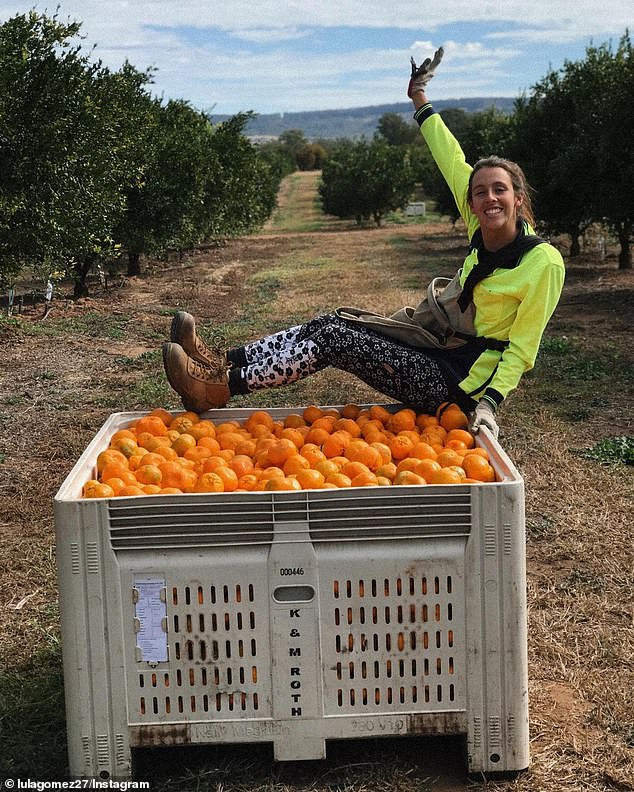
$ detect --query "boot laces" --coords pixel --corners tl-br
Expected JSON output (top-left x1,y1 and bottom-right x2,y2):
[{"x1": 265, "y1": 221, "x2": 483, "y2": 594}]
[{"x1": 189, "y1": 357, "x2": 229, "y2": 384}]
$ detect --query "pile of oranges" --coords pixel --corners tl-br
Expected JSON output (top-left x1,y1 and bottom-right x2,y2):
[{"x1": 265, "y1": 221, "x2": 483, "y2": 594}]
[{"x1": 81, "y1": 402, "x2": 497, "y2": 499}]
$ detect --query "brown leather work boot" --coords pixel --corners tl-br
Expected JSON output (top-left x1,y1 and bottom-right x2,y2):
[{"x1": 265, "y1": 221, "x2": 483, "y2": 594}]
[
  {"x1": 162, "y1": 342, "x2": 230, "y2": 413},
  {"x1": 170, "y1": 311, "x2": 227, "y2": 369}
]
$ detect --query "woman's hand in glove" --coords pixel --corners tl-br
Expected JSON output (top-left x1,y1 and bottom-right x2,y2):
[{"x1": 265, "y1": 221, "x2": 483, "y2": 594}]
[
  {"x1": 408, "y1": 46, "x2": 444, "y2": 97},
  {"x1": 469, "y1": 399, "x2": 499, "y2": 440}
]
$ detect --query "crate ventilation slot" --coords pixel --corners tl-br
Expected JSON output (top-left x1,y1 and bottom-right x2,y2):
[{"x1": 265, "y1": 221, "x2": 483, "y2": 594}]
[
  {"x1": 135, "y1": 580, "x2": 270, "y2": 722},
  {"x1": 324, "y1": 572, "x2": 464, "y2": 714},
  {"x1": 109, "y1": 490, "x2": 471, "y2": 549}
]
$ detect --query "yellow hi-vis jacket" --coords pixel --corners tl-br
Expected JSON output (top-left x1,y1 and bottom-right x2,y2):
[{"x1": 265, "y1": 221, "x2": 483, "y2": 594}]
[{"x1": 417, "y1": 105, "x2": 565, "y2": 407}]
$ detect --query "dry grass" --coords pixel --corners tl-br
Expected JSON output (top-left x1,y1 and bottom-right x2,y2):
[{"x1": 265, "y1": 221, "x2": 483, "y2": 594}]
[{"x1": 0, "y1": 172, "x2": 632, "y2": 790}]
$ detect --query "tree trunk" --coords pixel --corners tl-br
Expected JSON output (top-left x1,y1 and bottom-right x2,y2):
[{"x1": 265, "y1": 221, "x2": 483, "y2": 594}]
[
  {"x1": 73, "y1": 256, "x2": 93, "y2": 299},
  {"x1": 127, "y1": 251, "x2": 141, "y2": 276},
  {"x1": 569, "y1": 234, "x2": 581, "y2": 257},
  {"x1": 617, "y1": 221, "x2": 632, "y2": 270}
]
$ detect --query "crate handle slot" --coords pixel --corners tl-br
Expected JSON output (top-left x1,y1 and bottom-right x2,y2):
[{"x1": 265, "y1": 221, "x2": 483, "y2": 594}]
[{"x1": 272, "y1": 585, "x2": 315, "y2": 603}]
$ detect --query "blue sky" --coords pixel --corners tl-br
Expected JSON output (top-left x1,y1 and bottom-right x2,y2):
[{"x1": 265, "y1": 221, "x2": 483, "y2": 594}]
[{"x1": 1, "y1": 1, "x2": 630, "y2": 114}]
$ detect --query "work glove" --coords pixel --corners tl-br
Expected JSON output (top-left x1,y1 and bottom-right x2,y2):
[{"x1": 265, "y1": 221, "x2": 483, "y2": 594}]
[
  {"x1": 408, "y1": 46, "x2": 444, "y2": 97},
  {"x1": 469, "y1": 399, "x2": 499, "y2": 440}
]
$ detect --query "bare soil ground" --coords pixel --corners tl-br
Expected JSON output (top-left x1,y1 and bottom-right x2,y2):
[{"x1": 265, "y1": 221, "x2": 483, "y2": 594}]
[{"x1": 0, "y1": 171, "x2": 632, "y2": 791}]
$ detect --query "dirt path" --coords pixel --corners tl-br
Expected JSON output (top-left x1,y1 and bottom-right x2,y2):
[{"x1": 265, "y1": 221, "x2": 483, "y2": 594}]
[{"x1": 0, "y1": 171, "x2": 632, "y2": 790}]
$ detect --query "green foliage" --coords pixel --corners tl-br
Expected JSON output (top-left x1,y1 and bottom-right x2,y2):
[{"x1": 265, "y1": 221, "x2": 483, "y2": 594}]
[
  {"x1": 0, "y1": 12, "x2": 157, "y2": 296},
  {"x1": 319, "y1": 139, "x2": 415, "y2": 226},
  {"x1": 581, "y1": 436, "x2": 634, "y2": 466},
  {"x1": 0, "y1": 10, "x2": 283, "y2": 295},
  {"x1": 295, "y1": 142, "x2": 327, "y2": 170},
  {"x1": 257, "y1": 140, "x2": 296, "y2": 182},
  {"x1": 376, "y1": 112, "x2": 419, "y2": 146},
  {"x1": 508, "y1": 32, "x2": 633, "y2": 266}
]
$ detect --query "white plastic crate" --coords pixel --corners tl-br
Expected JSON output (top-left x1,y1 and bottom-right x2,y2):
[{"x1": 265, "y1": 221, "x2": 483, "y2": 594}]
[{"x1": 54, "y1": 406, "x2": 528, "y2": 780}]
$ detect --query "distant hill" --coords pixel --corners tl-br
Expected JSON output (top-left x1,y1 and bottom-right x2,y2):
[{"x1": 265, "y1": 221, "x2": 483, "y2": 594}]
[{"x1": 210, "y1": 97, "x2": 515, "y2": 141}]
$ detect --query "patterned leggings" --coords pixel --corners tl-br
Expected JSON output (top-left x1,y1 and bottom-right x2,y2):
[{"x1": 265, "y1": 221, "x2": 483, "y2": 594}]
[{"x1": 227, "y1": 313, "x2": 452, "y2": 414}]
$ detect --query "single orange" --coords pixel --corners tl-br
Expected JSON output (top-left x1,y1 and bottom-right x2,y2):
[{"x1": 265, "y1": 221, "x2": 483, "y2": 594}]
[
  {"x1": 266, "y1": 438, "x2": 298, "y2": 467},
  {"x1": 350, "y1": 471, "x2": 379, "y2": 487},
  {"x1": 171, "y1": 433, "x2": 197, "y2": 457},
  {"x1": 158, "y1": 461, "x2": 197, "y2": 491},
  {"x1": 341, "y1": 460, "x2": 372, "y2": 480},
  {"x1": 322, "y1": 431, "x2": 352, "y2": 458},
  {"x1": 416, "y1": 414, "x2": 439, "y2": 430},
  {"x1": 283, "y1": 454, "x2": 311, "y2": 475},
  {"x1": 368, "y1": 405, "x2": 392, "y2": 424},
  {"x1": 300, "y1": 443, "x2": 327, "y2": 467},
  {"x1": 388, "y1": 434, "x2": 415, "y2": 461},
  {"x1": 408, "y1": 442, "x2": 438, "y2": 461},
  {"x1": 135, "y1": 464, "x2": 162, "y2": 486},
  {"x1": 446, "y1": 428, "x2": 475, "y2": 449},
  {"x1": 439, "y1": 406, "x2": 469, "y2": 431},
  {"x1": 134, "y1": 415, "x2": 168, "y2": 437},
  {"x1": 333, "y1": 418, "x2": 362, "y2": 437},
  {"x1": 395, "y1": 458, "x2": 423, "y2": 474},
  {"x1": 293, "y1": 469, "x2": 326, "y2": 490},
  {"x1": 304, "y1": 427, "x2": 332, "y2": 446},
  {"x1": 96, "y1": 448, "x2": 128, "y2": 474},
  {"x1": 142, "y1": 435, "x2": 172, "y2": 452},
  {"x1": 102, "y1": 477, "x2": 127, "y2": 495},
  {"x1": 110, "y1": 436, "x2": 139, "y2": 459},
  {"x1": 245, "y1": 410, "x2": 275, "y2": 434},
  {"x1": 341, "y1": 403, "x2": 362, "y2": 420},
  {"x1": 375, "y1": 462, "x2": 398, "y2": 481},
  {"x1": 100, "y1": 462, "x2": 136, "y2": 485},
  {"x1": 185, "y1": 420, "x2": 216, "y2": 442},
  {"x1": 117, "y1": 484, "x2": 147, "y2": 497},
  {"x1": 314, "y1": 459, "x2": 340, "y2": 479},
  {"x1": 436, "y1": 449, "x2": 465, "y2": 468},
  {"x1": 111, "y1": 429, "x2": 137, "y2": 444},
  {"x1": 414, "y1": 458, "x2": 442, "y2": 483},
  {"x1": 142, "y1": 485, "x2": 162, "y2": 495},
  {"x1": 345, "y1": 442, "x2": 382, "y2": 471},
  {"x1": 302, "y1": 405, "x2": 324, "y2": 424},
  {"x1": 326, "y1": 472, "x2": 353, "y2": 488},
  {"x1": 83, "y1": 480, "x2": 115, "y2": 499},
  {"x1": 229, "y1": 454, "x2": 255, "y2": 478},
  {"x1": 387, "y1": 408, "x2": 417, "y2": 433},
  {"x1": 430, "y1": 467, "x2": 463, "y2": 485},
  {"x1": 462, "y1": 454, "x2": 496, "y2": 482},
  {"x1": 265, "y1": 476, "x2": 302, "y2": 491},
  {"x1": 147, "y1": 407, "x2": 173, "y2": 427},
  {"x1": 463, "y1": 447, "x2": 490, "y2": 460},
  {"x1": 170, "y1": 416, "x2": 195, "y2": 434},
  {"x1": 237, "y1": 474, "x2": 259, "y2": 491},
  {"x1": 393, "y1": 470, "x2": 426, "y2": 486},
  {"x1": 193, "y1": 472, "x2": 225, "y2": 493},
  {"x1": 284, "y1": 413, "x2": 307, "y2": 429},
  {"x1": 198, "y1": 436, "x2": 221, "y2": 454},
  {"x1": 370, "y1": 441, "x2": 391, "y2": 464}
]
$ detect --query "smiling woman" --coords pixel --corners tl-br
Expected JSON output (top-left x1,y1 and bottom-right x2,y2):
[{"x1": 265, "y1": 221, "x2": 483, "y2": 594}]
[{"x1": 162, "y1": 48, "x2": 565, "y2": 443}]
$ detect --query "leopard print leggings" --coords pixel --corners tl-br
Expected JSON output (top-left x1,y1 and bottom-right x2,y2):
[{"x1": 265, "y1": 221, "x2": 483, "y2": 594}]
[{"x1": 227, "y1": 313, "x2": 452, "y2": 414}]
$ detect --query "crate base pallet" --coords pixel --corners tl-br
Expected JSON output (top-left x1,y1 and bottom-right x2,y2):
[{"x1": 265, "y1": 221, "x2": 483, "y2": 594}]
[{"x1": 54, "y1": 407, "x2": 529, "y2": 780}]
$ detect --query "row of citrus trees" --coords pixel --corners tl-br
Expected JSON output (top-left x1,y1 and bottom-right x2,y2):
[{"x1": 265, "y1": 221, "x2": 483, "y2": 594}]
[{"x1": 0, "y1": 11, "x2": 293, "y2": 298}]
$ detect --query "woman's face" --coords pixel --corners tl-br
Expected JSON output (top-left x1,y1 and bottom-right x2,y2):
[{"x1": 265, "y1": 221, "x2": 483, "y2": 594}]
[{"x1": 469, "y1": 166, "x2": 523, "y2": 242}]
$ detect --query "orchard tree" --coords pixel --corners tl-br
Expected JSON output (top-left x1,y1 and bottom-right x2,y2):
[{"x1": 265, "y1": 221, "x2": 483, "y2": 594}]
[
  {"x1": 320, "y1": 139, "x2": 415, "y2": 226},
  {"x1": 0, "y1": 11, "x2": 149, "y2": 295},
  {"x1": 203, "y1": 112, "x2": 281, "y2": 238},
  {"x1": 377, "y1": 112, "x2": 419, "y2": 146},
  {"x1": 510, "y1": 32, "x2": 633, "y2": 267}
]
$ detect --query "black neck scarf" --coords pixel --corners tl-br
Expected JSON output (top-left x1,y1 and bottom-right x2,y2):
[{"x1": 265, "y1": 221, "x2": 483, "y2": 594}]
[{"x1": 458, "y1": 223, "x2": 546, "y2": 311}]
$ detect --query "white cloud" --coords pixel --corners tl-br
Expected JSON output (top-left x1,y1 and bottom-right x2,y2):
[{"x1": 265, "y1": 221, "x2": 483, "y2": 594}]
[{"x1": 1, "y1": 1, "x2": 630, "y2": 113}]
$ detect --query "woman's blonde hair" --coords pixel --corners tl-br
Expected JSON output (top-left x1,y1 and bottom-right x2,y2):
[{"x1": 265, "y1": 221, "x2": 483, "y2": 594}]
[{"x1": 468, "y1": 156, "x2": 536, "y2": 229}]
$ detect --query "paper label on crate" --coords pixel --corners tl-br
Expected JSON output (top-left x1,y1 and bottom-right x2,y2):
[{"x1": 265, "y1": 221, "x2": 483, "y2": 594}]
[{"x1": 133, "y1": 577, "x2": 168, "y2": 662}]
